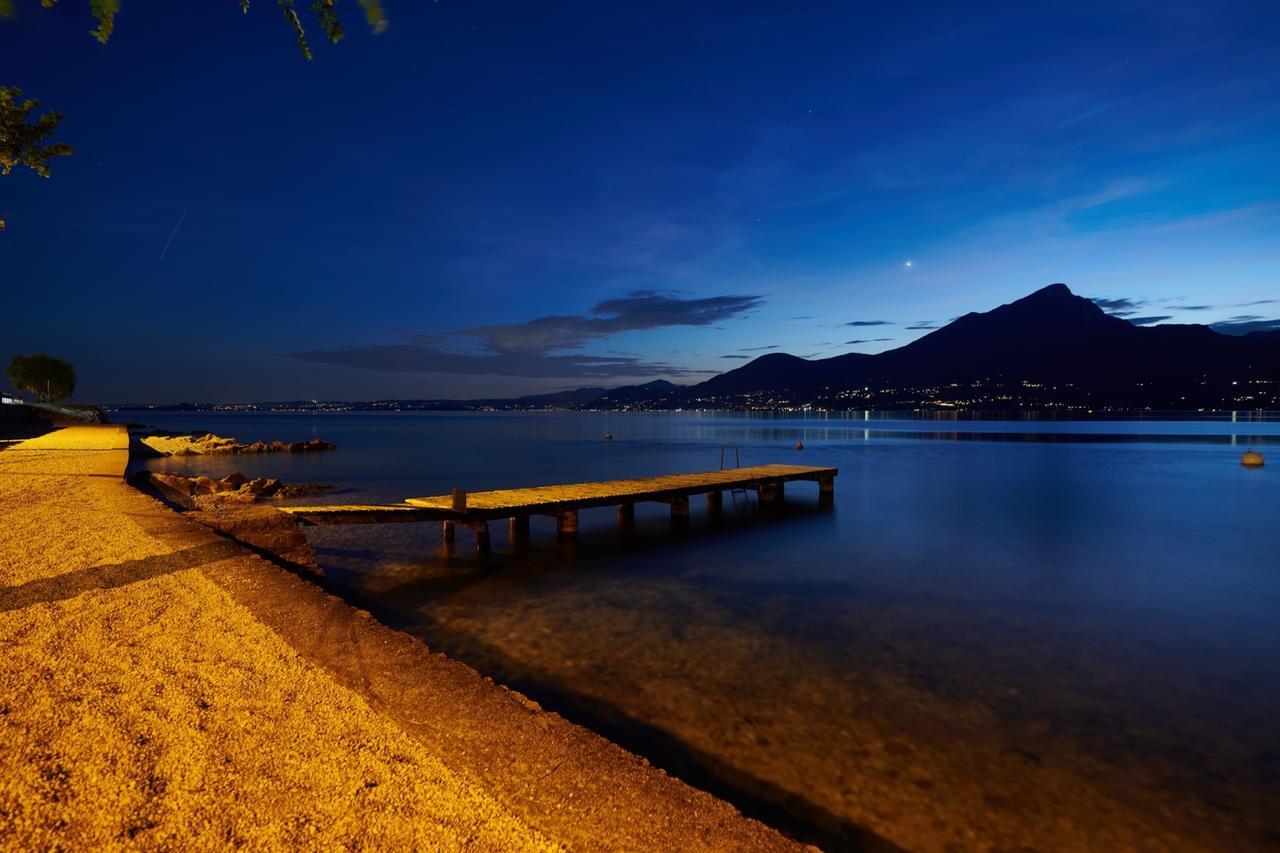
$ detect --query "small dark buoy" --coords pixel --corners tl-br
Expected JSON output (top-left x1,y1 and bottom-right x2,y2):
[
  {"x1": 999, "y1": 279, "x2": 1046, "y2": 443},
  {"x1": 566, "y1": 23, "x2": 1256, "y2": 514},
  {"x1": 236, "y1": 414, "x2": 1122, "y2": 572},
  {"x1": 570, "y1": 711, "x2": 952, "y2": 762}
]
[
  {"x1": 603, "y1": 432, "x2": 613, "y2": 441},
  {"x1": 795, "y1": 440, "x2": 805, "y2": 451},
  {"x1": 1241, "y1": 449, "x2": 1265, "y2": 468}
]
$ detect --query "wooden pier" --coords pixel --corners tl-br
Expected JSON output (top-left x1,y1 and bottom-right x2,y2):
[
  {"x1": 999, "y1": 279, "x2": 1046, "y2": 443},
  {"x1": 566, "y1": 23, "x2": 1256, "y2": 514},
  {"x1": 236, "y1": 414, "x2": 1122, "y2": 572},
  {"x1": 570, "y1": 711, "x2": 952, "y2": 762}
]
[{"x1": 280, "y1": 463, "x2": 837, "y2": 553}]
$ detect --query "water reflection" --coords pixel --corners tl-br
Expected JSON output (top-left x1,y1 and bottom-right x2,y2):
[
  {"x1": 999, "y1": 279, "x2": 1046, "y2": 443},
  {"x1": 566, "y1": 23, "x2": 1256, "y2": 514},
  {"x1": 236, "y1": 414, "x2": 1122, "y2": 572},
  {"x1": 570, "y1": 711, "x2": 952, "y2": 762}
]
[{"x1": 128, "y1": 411, "x2": 1280, "y2": 850}]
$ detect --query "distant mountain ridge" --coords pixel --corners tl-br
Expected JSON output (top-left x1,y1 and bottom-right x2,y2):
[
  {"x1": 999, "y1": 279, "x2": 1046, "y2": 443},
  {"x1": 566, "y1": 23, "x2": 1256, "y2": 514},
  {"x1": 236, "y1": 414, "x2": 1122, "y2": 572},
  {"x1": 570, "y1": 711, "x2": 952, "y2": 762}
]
[
  {"x1": 685, "y1": 283, "x2": 1279, "y2": 408},
  {"x1": 472, "y1": 283, "x2": 1278, "y2": 410},
  {"x1": 116, "y1": 285, "x2": 1279, "y2": 412},
  {"x1": 513, "y1": 380, "x2": 680, "y2": 408}
]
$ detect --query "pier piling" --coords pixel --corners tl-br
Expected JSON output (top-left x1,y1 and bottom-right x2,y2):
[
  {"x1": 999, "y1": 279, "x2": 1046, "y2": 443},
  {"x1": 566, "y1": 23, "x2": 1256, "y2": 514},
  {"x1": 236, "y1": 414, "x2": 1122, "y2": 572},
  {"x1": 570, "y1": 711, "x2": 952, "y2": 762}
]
[
  {"x1": 670, "y1": 494, "x2": 690, "y2": 526},
  {"x1": 557, "y1": 509, "x2": 579, "y2": 541},
  {"x1": 819, "y1": 475, "x2": 834, "y2": 508},
  {"x1": 757, "y1": 482, "x2": 783, "y2": 505},
  {"x1": 470, "y1": 521, "x2": 491, "y2": 555},
  {"x1": 509, "y1": 515, "x2": 530, "y2": 548}
]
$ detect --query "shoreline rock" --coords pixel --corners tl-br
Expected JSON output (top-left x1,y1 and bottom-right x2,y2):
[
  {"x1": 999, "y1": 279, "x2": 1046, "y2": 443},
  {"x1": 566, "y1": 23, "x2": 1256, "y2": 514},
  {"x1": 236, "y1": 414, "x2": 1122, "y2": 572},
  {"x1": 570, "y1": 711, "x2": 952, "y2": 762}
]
[
  {"x1": 146, "y1": 471, "x2": 335, "y2": 505},
  {"x1": 138, "y1": 470, "x2": 334, "y2": 576},
  {"x1": 139, "y1": 431, "x2": 336, "y2": 456},
  {"x1": 186, "y1": 505, "x2": 321, "y2": 575}
]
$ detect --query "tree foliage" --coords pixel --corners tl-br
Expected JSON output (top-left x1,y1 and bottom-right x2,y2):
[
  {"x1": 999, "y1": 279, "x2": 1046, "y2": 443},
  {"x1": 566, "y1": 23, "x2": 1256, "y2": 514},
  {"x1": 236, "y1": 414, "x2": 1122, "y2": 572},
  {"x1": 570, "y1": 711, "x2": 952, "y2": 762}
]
[
  {"x1": 7, "y1": 353, "x2": 77, "y2": 401},
  {"x1": 4, "y1": 0, "x2": 388, "y2": 59},
  {"x1": 0, "y1": 87, "x2": 73, "y2": 178},
  {"x1": 269, "y1": 0, "x2": 389, "y2": 61},
  {"x1": 0, "y1": 0, "x2": 389, "y2": 226}
]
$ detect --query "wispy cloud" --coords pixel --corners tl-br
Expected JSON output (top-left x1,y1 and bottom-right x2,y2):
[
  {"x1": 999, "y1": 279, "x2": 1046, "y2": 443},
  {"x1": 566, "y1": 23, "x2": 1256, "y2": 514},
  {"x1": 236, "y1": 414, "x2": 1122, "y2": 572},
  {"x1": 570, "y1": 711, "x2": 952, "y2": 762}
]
[
  {"x1": 1211, "y1": 315, "x2": 1280, "y2": 335},
  {"x1": 720, "y1": 354, "x2": 751, "y2": 359},
  {"x1": 1128, "y1": 315, "x2": 1173, "y2": 326},
  {"x1": 1153, "y1": 202, "x2": 1279, "y2": 233},
  {"x1": 1091, "y1": 295, "x2": 1163, "y2": 318},
  {"x1": 1051, "y1": 94, "x2": 1138, "y2": 130},
  {"x1": 844, "y1": 337, "x2": 893, "y2": 345},
  {"x1": 1065, "y1": 177, "x2": 1164, "y2": 213},
  {"x1": 291, "y1": 291, "x2": 763, "y2": 379},
  {"x1": 905, "y1": 321, "x2": 940, "y2": 330},
  {"x1": 845, "y1": 319, "x2": 892, "y2": 327},
  {"x1": 288, "y1": 346, "x2": 700, "y2": 379},
  {"x1": 1095, "y1": 296, "x2": 1218, "y2": 317},
  {"x1": 1090, "y1": 296, "x2": 1145, "y2": 313},
  {"x1": 462, "y1": 291, "x2": 764, "y2": 353},
  {"x1": 739, "y1": 344, "x2": 779, "y2": 351}
]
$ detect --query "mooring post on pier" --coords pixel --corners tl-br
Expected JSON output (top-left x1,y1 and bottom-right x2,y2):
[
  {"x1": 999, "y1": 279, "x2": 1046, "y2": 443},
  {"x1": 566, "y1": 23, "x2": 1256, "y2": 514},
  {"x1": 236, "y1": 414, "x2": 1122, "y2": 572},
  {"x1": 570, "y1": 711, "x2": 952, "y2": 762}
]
[
  {"x1": 819, "y1": 474, "x2": 834, "y2": 507},
  {"x1": 616, "y1": 503, "x2": 635, "y2": 532},
  {"x1": 509, "y1": 515, "x2": 530, "y2": 548},
  {"x1": 557, "y1": 509, "x2": 579, "y2": 540}
]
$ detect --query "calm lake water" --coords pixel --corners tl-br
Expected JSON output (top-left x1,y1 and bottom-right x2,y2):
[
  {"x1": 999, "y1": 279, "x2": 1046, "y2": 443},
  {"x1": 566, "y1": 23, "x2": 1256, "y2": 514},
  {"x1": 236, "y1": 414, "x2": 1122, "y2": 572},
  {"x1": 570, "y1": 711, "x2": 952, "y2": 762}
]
[{"x1": 129, "y1": 411, "x2": 1280, "y2": 850}]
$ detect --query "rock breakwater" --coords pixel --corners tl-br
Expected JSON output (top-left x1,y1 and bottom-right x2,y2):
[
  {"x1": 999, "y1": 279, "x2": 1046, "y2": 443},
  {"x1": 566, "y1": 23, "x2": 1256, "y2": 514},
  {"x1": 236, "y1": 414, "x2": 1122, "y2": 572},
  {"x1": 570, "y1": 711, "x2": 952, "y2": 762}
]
[{"x1": 139, "y1": 432, "x2": 336, "y2": 456}]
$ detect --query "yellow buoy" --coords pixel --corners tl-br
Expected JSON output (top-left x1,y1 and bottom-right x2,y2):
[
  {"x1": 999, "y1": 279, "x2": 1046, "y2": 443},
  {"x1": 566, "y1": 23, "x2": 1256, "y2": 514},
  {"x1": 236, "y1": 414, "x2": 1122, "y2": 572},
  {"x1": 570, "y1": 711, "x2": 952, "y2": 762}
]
[{"x1": 1241, "y1": 450, "x2": 1264, "y2": 468}]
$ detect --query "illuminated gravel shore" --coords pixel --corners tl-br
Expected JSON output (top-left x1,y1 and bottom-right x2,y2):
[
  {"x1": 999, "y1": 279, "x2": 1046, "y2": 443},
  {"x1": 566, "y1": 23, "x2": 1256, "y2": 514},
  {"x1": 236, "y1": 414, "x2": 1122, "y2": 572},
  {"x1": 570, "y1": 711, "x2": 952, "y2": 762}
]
[{"x1": 0, "y1": 425, "x2": 797, "y2": 850}]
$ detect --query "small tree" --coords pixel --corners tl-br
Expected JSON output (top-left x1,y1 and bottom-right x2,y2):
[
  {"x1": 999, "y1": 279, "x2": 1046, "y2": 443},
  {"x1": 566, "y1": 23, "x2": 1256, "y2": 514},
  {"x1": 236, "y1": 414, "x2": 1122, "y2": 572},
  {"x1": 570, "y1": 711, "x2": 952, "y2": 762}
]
[{"x1": 7, "y1": 353, "x2": 76, "y2": 401}]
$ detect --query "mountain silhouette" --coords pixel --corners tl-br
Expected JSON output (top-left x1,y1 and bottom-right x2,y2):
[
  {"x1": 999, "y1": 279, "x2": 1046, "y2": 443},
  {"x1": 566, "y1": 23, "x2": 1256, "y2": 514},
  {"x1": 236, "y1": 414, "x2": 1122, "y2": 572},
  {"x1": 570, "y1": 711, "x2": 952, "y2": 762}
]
[
  {"x1": 689, "y1": 283, "x2": 1279, "y2": 408},
  {"x1": 515, "y1": 386, "x2": 610, "y2": 406},
  {"x1": 514, "y1": 379, "x2": 681, "y2": 408},
  {"x1": 163, "y1": 285, "x2": 1273, "y2": 412},
  {"x1": 592, "y1": 379, "x2": 682, "y2": 407}
]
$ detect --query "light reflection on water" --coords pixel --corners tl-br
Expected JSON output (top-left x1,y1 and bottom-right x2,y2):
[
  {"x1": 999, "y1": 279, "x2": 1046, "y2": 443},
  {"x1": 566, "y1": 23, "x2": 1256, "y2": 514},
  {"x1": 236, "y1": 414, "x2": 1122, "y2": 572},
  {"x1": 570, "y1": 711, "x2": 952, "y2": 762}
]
[{"x1": 131, "y1": 411, "x2": 1280, "y2": 850}]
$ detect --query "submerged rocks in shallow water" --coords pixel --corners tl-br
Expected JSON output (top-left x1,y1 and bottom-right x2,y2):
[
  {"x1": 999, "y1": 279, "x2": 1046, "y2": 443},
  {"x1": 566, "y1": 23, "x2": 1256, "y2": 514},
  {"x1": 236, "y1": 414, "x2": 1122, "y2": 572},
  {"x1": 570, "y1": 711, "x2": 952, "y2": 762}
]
[
  {"x1": 273, "y1": 481, "x2": 335, "y2": 498},
  {"x1": 143, "y1": 471, "x2": 334, "y2": 505},
  {"x1": 137, "y1": 471, "x2": 328, "y2": 576},
  {"x1": 186, "y1": 505, "x2": 320, "y2": 575}
]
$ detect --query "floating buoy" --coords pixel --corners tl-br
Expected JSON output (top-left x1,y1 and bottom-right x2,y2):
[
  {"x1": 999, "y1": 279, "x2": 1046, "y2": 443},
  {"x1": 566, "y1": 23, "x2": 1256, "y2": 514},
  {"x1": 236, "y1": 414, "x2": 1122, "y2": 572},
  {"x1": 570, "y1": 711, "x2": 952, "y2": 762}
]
[
  {"x1": 795, "y1": 440, "x2": 805, "y2": 451},
  {"x1": 603, "y1": 432, "x2": 613, "y2": 441},
  {"x1": 1241, "y1": 449, "x2": 1265, "y2": 468}
]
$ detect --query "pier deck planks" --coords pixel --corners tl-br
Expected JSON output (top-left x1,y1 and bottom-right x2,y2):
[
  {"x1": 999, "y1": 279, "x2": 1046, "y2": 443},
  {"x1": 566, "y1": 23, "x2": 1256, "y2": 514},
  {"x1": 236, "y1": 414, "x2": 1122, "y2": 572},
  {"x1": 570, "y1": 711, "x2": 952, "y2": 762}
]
[
  {"x1": 405, "y1": 464, "x2": 837, "y2": 518},
  {"x1": 277, "y1": 505, "x2": 441, "y2": 525},
  {"x1": 280, "y1": 464, "x2": 836, "y2": 526}
]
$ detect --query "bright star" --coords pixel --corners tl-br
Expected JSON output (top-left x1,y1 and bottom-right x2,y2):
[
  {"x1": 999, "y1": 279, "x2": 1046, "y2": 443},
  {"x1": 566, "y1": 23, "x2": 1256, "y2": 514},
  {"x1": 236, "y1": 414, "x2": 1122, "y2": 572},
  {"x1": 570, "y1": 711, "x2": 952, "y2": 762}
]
[{"x1": 905, "y1": 260, "x2": 913, "y2": 268}]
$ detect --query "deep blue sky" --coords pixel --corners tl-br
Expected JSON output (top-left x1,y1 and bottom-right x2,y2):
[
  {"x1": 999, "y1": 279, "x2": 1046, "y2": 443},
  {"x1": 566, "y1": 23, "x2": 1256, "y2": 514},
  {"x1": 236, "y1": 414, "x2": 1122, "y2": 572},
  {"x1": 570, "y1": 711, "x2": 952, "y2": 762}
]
[{"x1": 3, "y1": 1, "x2": 1278, "y2": 402}]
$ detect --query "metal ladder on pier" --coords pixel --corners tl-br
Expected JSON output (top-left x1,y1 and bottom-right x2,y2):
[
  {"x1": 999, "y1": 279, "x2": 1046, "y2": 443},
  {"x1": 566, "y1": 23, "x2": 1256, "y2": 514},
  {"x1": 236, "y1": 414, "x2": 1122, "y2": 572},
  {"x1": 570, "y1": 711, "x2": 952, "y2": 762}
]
[{"x1": 720, "y1": 441, "x2": 750, "y2": 504}]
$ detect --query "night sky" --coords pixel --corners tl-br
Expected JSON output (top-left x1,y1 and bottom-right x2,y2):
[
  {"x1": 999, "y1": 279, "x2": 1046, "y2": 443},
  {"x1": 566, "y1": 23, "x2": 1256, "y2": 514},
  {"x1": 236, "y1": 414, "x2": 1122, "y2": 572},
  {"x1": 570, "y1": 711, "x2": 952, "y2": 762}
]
[{"x1": 3, "y1": 1, "x2": 1278, "y2": 402}]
